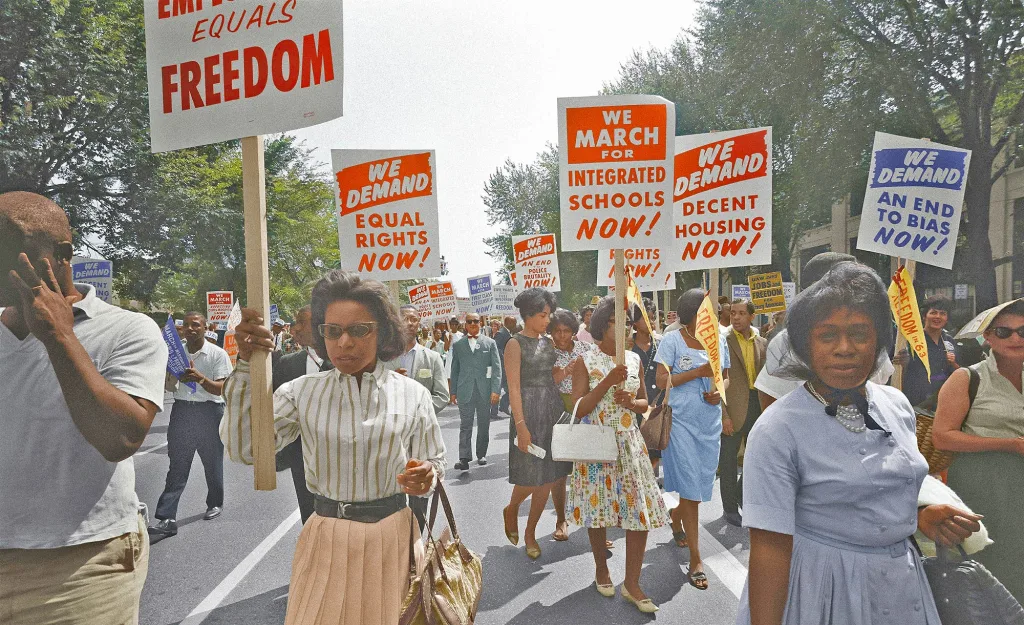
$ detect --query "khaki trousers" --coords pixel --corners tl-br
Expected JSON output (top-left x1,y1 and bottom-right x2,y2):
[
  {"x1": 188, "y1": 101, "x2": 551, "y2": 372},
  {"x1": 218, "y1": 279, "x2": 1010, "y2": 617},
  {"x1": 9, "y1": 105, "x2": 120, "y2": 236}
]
[{"x1": 0, "y1": 515, "x2": 148, "y2": 625}]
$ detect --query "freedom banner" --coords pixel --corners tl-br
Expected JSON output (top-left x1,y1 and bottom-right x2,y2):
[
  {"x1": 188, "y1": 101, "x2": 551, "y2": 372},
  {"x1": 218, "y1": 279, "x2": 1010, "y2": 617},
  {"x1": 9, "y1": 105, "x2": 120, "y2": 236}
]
[
  {"x1": 492, "y1": 285, "x2": 519, "y2": 319},
  {"x1": 673, "y1": 127, "x2": 773, "y2": 270},
  {"x1": 597, "y1": 248, "x2": 676, "y2": 291},
  {"x1": 855, "y1": 133, "x2": 971, "y2": 269},
  {"x1": 143, "y1": 0, "x2": 343, "y2": 152},
  {"x1": 71, "y1": 257, "x2": 114, "y2": 303},
  {"x1": 512, "y1": 233, "x2": 561, "y2": 292},
  {"x1": 333, "y1": 150, "x2": 440, "y2": 280},
  {"x1": 468, "y1": 274, "x2": 494, "y2": 314},
  {"x1": 694, "y1": 293, "x2": 726, "y2": 401},
  {"x1": 161, "y1": 316, "x2": 196, "y2": 391},
  {"x1": 889, "y1": 265, "x2": 931, "y2": 381},
  {"x1": 407, "y1": 282, "x2": 456, "y2": 323},
  {"x1": 748, "y1": 272, "x2": 786, "y2": 314},
  {"x1": 207, "y1": 291, "x2": 234, "y2": 329},
  {"x1": 558, "y1": 95, "x2": 676, "y2": 251}
]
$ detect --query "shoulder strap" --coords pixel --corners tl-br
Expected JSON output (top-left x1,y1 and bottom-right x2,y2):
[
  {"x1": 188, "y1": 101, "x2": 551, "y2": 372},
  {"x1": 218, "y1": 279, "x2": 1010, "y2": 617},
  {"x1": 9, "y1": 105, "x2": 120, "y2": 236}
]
[{"x1": 967, "y1": 366, "x2": 981, "y2": 407}]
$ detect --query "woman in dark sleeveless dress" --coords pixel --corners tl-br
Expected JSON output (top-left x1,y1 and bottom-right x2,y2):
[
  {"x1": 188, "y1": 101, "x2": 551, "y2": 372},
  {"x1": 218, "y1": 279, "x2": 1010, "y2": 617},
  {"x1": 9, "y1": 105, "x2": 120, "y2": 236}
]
[{"x1": 501, "y1": 288, "x2": 572, "y2": 559}]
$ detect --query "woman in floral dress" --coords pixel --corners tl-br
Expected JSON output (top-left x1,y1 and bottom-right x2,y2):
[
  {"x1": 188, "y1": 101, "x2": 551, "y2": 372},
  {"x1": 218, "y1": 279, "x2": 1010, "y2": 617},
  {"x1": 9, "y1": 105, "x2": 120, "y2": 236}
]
[{"x1": 567, "y1": 297, "x2": 668, "y2": 613}]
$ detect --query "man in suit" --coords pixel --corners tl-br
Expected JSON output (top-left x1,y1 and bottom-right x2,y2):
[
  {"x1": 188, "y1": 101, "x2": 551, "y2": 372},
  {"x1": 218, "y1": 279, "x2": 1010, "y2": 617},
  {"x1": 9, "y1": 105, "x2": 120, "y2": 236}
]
[
  {"x1": 491, "y1": 316, "x2": 514, "y2": 419},
  {"x1": 386, "y1": 305, "x2": 449, "y2": 413},
  {"x1": 272, "y1": 305, "x2": 331, "y2": 524},
  {"x1": 720, "y1": 299, "x2": 768, "y2": 527},
  {"x1": 450, "y1": 312, "x2": 502, "y2": 471}
]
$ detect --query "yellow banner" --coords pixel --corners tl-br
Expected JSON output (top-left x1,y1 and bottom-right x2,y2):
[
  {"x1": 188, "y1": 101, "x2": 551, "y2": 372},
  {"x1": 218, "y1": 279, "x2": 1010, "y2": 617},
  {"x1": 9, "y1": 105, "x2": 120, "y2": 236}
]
[
  {"x1": 694, "y1": 292, "x2": 727, "y2": 402},
  {"x1": 624, "y1": 267, "x2": 653, "y2": 334},
  {"x1": 888, "y1": 266, "x2": 931, "y2": 381}
]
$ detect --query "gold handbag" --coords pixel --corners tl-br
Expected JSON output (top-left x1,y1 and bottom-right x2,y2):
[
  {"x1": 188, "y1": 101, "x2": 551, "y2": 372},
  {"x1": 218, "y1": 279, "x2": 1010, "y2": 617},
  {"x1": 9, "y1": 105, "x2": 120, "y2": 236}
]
[{"x1": 400, "y1": 482, "x2": 482, "y2": 625}]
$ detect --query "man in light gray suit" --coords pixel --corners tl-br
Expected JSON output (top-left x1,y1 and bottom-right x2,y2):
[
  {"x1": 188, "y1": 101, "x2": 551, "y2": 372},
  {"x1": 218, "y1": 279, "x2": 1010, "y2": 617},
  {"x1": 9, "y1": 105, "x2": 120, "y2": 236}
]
[
  {"x1": 449, "y1": 312, "x2": 501, "y2": 471},
  {"x1": 386, "y1": 305, "x2": 449, "y2": 414}
]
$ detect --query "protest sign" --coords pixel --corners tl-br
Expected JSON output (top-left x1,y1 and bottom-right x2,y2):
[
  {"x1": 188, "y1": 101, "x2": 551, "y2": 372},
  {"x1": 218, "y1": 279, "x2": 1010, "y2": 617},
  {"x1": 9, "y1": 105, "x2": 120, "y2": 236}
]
[
  {"x1": 468, "y1": 274, "x2": 494, "y2": 314},
  {"x1": 269, "y1": 304, "x2": 280, "y2": 325},
  {"x1": 512, "y1": 233, "x2": 561, "y2": 292},
  {"x1": 510, "y1": 271, "x2": 519, "y2": 290},
  {"x1": 855, "y1": 133, "x2": 971, "y2": 269},
  {"x1": 888, "y1": 265, "x2": 931, "y2": 382},
  {"x1": 783, "y1": 282, "x2": 796, "y2": 305},
  {"x1": 954, "y1": 284, "x2": 969, "y2": 300},
  {"x1": 597, "y1": 248, "x2": 676, "y2": 292},
  {"x1": 731, "y1": 284, "x2": 751, "y2": 301},
  {"x1": 407, "y1": 282, "x2": 457, "y2": 323},
  {"x1": 143, "y1": 0, "x2": 343, "y2": 153},
  {"x1": 71, "y1": 257, "x2": 114, "y2": 303},
  {"x1": 492, "y1": 285, "x2": 519, "y2": 319},
  {"x1": 748, "y1": 272, "x2": 786, "y2": 314},
  {"x1": 673, "y1": 127, "x2": 773, "y2": 270},
  {"x1": 162, "y1": 316, "x2": 197, "y2": 391},
  {"x1": 558, "y1": 95, "x2": 676, "y2": 251},
  {"x1": 456, "y1": 297, "x2": 472, "y2": 323},
  {"x1": 207, "y1": 291, "x2": 234, "y2": 329},
  {"x1": 694, "y1": 293, "x2": 726, "y2": 400},
  {"x1": 333, "y1": 150, "x2": 441, "y2": 280}
]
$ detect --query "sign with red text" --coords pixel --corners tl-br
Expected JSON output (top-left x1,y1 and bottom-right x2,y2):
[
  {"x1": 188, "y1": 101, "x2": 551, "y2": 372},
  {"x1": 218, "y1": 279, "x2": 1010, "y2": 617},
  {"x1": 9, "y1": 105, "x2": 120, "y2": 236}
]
[
  {"x1": 673, "y1": 127, "x2": 772, "y2": 269},
  {"x1": 856, "y1": 133, "x2": 970, "y2": 269},
  {"x1": 333, "y1": 150, "x2": 440, "y2": 280},
  {"x1": 206, "y1": 291, "x2": 234, "y2": 329},
  {"x1": 511, "y1": 233, "x2": 561, "y2": 292},
  {"x1": 407, "y1": 281, "x2": 456, "y2": 323},
  {"x1": 597, "y1": 248, "x2": 676, "y2": 291},
  {"x1": 143, "y1": 0, "x2": 343, "y2": 153},
  {"x1": 558, "y1": 95, "x2": 675, "y2": 251}
]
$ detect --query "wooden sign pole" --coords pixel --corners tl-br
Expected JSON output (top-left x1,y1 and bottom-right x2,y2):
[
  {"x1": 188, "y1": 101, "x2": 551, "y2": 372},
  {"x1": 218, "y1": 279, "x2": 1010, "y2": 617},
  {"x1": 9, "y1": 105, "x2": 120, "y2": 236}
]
[
  {"x1": 241, "y1": 136, "x2": 276, "y2": 491},
  {"x1": 613, "y1": 249, "x2": 626, "y2": 367},
  {"x1": 890, "y1": 258, "x2": 917, "y2": 391},
  {"x1": 653, "y1": 290, "x2": 662, "y2": 333},
  {"x1": 389, "y1": 280, "x2": 402, "y2": 306}
]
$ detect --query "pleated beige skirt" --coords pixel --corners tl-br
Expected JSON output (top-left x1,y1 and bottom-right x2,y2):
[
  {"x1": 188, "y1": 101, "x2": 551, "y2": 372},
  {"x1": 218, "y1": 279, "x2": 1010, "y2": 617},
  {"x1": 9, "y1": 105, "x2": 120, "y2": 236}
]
[{"x1": 285, "y1": 508, "x2": 416, "y2": 625}]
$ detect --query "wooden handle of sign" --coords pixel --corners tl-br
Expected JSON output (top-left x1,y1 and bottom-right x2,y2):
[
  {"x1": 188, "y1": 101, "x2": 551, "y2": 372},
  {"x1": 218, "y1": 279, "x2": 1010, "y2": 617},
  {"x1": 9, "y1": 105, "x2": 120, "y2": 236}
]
[
  {"x1": 241, "y1": 136, "x2": 276, "y2": 491},
  {"x1": 890, "y1": 259, "x2": 916, "y2": 391},
  {"x1": 389, "y1": 280, "x2": 401, "y2": 305},
  {"x1": 614, "y1": 249, "x2": 626, "y2": 367}
]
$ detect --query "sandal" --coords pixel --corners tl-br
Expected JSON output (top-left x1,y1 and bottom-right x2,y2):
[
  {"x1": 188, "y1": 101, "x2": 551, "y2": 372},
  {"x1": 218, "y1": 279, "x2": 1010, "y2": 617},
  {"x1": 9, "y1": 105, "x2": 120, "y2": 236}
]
[
  {"x1": 553, "y1": 520, "x2": 569, "y2": 542},
  {"x1": 671, "y1": 527, "x2": 687, "y2": 548},
  {"x1": 687, "y1": 568, "x2": 709, "y2": 591}
]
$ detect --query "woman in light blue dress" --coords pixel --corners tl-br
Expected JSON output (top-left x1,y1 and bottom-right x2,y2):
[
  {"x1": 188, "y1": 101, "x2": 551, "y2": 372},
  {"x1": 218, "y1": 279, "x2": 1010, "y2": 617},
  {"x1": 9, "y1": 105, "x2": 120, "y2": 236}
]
[
  {"x1": 654, "y1": 288, "x2": 730, "y2": 590},
  {"x1": 738, "y1": 262, "x2": 981, "y2": 625}
]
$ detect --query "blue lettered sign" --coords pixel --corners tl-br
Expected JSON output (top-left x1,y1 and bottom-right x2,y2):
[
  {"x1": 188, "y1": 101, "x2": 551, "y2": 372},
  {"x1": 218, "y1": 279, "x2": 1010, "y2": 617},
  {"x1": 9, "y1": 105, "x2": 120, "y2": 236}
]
[
  {"x1": 468, "y1": 274, "x2": 494, "y2": 314},
  {"x1": 162, "y1": 316, "x2": 196, "y2": 391},
  {"x1": 71, "y1": 258, "x2": 114, "y2": 303}
]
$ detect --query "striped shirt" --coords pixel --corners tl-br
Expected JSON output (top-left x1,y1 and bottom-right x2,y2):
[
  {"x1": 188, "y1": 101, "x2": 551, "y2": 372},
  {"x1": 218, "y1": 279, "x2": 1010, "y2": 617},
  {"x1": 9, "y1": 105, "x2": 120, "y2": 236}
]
[{"x1": 221, "y1": 359, "x2": 446, "y2": 503}]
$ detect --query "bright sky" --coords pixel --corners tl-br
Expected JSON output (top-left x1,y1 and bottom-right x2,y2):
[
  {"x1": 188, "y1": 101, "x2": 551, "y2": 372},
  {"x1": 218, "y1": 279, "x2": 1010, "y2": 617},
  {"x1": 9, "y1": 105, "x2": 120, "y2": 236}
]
[{"x1": 292, "y1": 0, "x2": 699, "y2": 296}]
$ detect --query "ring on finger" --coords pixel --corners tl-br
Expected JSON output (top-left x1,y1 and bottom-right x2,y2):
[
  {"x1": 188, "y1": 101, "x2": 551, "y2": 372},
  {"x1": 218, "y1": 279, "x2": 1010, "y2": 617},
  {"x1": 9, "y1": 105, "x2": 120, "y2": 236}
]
[{"x1": 31, "y1": 285, "x2": 44, "y2": 294}]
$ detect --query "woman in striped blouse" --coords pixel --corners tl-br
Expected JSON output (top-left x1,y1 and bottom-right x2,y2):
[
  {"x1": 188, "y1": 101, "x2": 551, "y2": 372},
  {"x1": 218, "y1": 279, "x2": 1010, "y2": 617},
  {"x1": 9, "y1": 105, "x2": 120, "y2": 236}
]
[{"x1": 222, "y1": 270, "x2": 446, "y2": 625}]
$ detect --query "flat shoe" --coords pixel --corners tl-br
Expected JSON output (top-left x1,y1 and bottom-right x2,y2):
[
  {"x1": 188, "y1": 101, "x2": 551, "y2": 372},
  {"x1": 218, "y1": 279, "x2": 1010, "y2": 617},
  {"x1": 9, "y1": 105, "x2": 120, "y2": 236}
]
[
  {"x1": 621, "y1": 586, "x2": 659, "y2": 613},
  {"x1": 594, "y1": 581, "x2": 615, "y2": 598}
]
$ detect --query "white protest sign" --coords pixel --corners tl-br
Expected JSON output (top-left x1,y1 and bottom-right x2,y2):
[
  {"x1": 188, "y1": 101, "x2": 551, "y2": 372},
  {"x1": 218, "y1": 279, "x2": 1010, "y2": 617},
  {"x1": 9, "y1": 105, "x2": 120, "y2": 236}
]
[
  {"x1": 511, "y1": 233, "x2": 561, "y2": 292},
  {"x1": 71, "y1": 257, "x2": 114, "y2": 303},
  {"x1": 407, "y1": 282, "x2": 456, "y2": 324},
  {"x1": 491, "y1": 285, "x2": 519, "y2": 319},
  {"x1": 333, "y1": 150, "x2": 440, "y2": 280},
  {"x1": 783, "y1": 282, "x2": 796, "y2": 305},
  {"x1": 456, "y1": 297, "x2": 472, "y2": 323},
  {"x1": 468, "y1": 274, "x2": 494, "y2": 314},
  {"x1": 855, "y1": 133, "x2": 970, "y2": 269},
  {"x1": 143, "y1": 0, "x2": 343, "y2": 153},
  {"x1": 207, "y1": 291, "x2": 234, "y2": 329},
  {"x1": 596, "y1": 248, "x2": 676, "y2": 291},
  {"x1": 558, "y1": 95, "x2": 675, "y2": 251},
  {"x1": 672, "y1": 127, "x2": 773, "y2": 270},
  {"x1": 731, "y1": 284, "x2": 751, "y2": 301}
]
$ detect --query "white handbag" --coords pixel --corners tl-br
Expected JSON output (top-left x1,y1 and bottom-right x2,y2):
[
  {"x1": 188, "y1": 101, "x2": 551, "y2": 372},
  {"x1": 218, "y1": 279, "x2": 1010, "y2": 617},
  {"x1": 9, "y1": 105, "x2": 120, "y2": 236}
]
[{"x1": 550, "y1": 397, "x2": 618, "y2": 463}]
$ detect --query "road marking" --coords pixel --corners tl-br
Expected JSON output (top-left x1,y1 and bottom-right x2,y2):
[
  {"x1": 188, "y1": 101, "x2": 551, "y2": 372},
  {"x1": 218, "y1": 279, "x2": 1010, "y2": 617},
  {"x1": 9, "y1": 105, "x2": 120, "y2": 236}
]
[
  {"x1": 662, "y1": 492, "x2": 747, "y2": 599},
  {"x1": 180, "y1": 509, "x2": 301, "y2": 625},
  {"x1": 135, "y1": 441, "x2": 168, "y2": 456}
]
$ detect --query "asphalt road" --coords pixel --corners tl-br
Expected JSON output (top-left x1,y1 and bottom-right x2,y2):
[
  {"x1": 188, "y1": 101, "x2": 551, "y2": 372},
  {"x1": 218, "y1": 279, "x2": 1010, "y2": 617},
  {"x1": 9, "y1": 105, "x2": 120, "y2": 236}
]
[{"x1": 136, "y1": 401, "x2": 750, "y2": 625}]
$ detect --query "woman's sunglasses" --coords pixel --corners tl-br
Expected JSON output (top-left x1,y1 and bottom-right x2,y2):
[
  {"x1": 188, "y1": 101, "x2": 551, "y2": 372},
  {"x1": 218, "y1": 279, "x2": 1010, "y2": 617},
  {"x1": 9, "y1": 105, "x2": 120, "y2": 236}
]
[
  {"x1": 989, "y1": 325, "x2": 1024, "y2": 340},
  {"x1": 318, "y1": 322, "x2": 377, "y2": 340}
]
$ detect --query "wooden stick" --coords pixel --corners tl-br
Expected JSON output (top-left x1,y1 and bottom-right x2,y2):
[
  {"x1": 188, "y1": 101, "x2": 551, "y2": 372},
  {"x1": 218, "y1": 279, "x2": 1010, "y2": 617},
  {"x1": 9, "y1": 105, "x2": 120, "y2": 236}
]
[
  {"x1": 653, "y1": 289, "x2": 662, "y2": 333},
  {"x1": 890, "y1": 259, "x2": 916, "y2": 390},
  {"x1": 614, "y1": 249, "x2": 626, "y2": 366},
  {"x1": 389, "y1": 280, "x2": 402, "y2": 305},
  {"x1": 241, "y1": 136, "x2": 276, "y2": 491}
]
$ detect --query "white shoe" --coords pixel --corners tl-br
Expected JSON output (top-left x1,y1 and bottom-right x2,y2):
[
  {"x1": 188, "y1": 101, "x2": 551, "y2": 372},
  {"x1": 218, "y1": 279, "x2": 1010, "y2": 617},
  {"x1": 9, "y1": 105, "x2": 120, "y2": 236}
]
[{"x1": 621, "y1": 586, "x2": 659, "y2": 613}]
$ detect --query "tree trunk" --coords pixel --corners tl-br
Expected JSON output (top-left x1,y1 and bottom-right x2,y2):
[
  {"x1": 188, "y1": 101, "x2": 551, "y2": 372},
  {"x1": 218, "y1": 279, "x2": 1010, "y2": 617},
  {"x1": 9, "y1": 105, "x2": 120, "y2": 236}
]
[{"x1": 963, "y1": 148, "x2": 998, "y2": 310}]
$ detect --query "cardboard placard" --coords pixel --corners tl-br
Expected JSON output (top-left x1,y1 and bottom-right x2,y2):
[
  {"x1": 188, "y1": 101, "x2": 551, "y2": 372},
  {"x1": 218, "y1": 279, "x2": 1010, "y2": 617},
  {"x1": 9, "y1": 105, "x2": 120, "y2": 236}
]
[
  {"x1": 162, "y1": 316, "x2": 196, "y2": 391},
  {"x1": 71, "y1": 258, "x2": 114, "y2": 303},
  {"x1": 143, "y1": 0, "x2": 344, "y2": 153},
  {"x1": 206, "y1": 291, "x2": 234, "y2": 329},
  {"x1": 558, "y1": 95, "x2": 676, "y2": 251},
  {"x1": 511, "y1": 233, "x2": 561, "y2": 292},
  {"x1": 694, "y1": 293, "x2": 726, "y2": 400},
  {"x1": 855, "y1": 132, "x2": 971, "y2": 269},
  {"x1": 889, "y1": 266, "x2": 931, "y2": 381},
  {"x1": 672, "y1": 127, "x2": 773, "y2": 269},
  {"x1": 407, "y1": 281, "x2": 456, "y2": 323},
  {"x1": 747, "y1": 272, "x2": 786, "y2": 314},
  {"x1": 468, "y1": 274, "x2": 494, "y2": 314},
  {"x1": 492, "y1": 285, "x2": 519, "y2": 319},
  {"x1": 333, "y1": 150, "x2": 441, "y2": 280},
  {"x1": 783, "y1": 282, "x2": 796, "y2": 305},
  {"x1": 731, "y1": 284, "x2": 751, "y2": 301},
  {"x1": 268, "y1": 304, "x2": 280, "y2": 325},
  {"x1": 456, "y1": 297, "x2": 472, "y2": 323},
  {"x1": 597, "y1": 248, "x2": 676, "y2": 291}
]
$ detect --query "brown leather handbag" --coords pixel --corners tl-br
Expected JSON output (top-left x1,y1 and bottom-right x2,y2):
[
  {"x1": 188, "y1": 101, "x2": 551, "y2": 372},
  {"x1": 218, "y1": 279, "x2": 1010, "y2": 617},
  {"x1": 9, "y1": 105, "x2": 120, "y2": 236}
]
[{"x1": 640, "y1": 363, "x2": 672, "y2": 451}]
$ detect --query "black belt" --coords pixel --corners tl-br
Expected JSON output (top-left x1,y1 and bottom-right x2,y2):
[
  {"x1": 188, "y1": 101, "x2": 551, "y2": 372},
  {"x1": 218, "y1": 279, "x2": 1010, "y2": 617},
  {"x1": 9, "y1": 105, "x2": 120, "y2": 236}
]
[{"x1": 313, "y1": 493, "x2": 408, "y2": 523}]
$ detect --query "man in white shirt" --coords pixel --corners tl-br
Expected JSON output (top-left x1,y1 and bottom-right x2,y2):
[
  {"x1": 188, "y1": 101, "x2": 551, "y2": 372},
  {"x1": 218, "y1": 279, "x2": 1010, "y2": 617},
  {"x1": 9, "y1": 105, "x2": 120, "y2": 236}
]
[
  {"x1": 150, "y1": 311, "x2": 233, "y2": 538},
  {"x1": 443, "y1": 315, "x2": 464, "y2": 392},
  {"x1": 0, "y1": 192, "x2": 167, "y2": 625}
]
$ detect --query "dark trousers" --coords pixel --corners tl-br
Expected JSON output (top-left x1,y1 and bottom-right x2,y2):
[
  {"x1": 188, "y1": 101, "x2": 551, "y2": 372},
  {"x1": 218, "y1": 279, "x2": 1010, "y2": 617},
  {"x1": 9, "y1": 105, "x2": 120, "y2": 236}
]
[
  {"x1": 458, "y1": 388, "x2": 491, "y2": 461},
  {"x1": 156, "y1": 401, "x2": 225, "y2": 520},
  {"x1": 280, "y1": 437, "x2": 315, "y2": 524},
  {"x1": 719, "y1": 389, "x2": 761, "y2": 515},
  {"x1": 497, "y1": 369, "x2": 510, "y2": 415}
]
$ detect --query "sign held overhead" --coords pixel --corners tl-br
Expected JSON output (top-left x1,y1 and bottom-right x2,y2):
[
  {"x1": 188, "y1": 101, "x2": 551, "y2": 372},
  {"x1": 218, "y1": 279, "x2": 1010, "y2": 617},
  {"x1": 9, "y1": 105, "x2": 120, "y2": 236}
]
[{"x1": 512, "y1": 233, "x2": 561, "y2": 292}]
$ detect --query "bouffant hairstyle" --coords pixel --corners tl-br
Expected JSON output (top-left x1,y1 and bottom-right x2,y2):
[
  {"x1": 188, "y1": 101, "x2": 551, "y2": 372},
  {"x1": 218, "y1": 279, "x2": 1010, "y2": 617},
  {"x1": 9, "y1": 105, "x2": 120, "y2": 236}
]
[
  {"x1": 514, "y1": 287, "x2": 557, "y2": 319},
  {"x1": 588, "y1": 296, "x2": 616, "y2": 341},
  {"x1": 675, "y1": 288, "x2": 707, "y2": 325},
  {"x1": 548, "y1": 307, "x2": 580, "y2": 334},
  {"x1": 310, "y1": 270, "x2": 406, "y2": 361}
]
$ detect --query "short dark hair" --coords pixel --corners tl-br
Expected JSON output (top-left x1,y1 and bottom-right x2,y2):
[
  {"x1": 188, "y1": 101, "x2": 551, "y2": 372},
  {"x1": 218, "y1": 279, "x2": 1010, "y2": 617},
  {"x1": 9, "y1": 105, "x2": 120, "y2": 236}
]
[
  {"x1": 183, "y1": 311, "x2": 206, "y2": 323},
  {"x1": 732, "y1": 299, "x2": 756, "y2": 315},
  {"x1": 548, "y1": 307, "x2": 580, "y2": 334},
  {"x1": 310, "y1": 270, "x2": 406, "y2": 361},
  {"x1": 921, "y1": 294, "x2": 952, "y2": 314},
  {"x1": 801, "y1": 252, "x2": 856, "y2": 290},
  {"x1": 514, "y1": 287, "x2": 556, "y2": 319},
  {"x1": 784, "y1": 262, "x2": 892, "y2": 381},
  {"x1": 399, "y1": 304, "x2": 418, "y2": 315},
  {"x1": 580, "y1": 305, "x2": 595, "y2": 319},
  {"x1": 675, "y1": 288, "x2": 706, "y2": 325},
  {"x1": 718, "y1": 295, "x2": 731, "y2": 305},
  {"x1": 588, "y1": 296, "x2": 616, "y2": 341}
]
